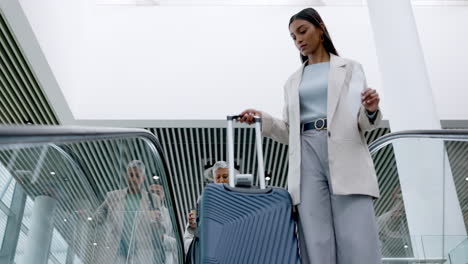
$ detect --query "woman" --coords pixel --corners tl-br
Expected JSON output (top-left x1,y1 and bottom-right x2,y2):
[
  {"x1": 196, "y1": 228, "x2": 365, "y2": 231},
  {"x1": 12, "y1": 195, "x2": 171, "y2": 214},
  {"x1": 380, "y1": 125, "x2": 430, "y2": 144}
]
[{"x1": 238, "y1": 8, "x2": 383, "y2": 264}]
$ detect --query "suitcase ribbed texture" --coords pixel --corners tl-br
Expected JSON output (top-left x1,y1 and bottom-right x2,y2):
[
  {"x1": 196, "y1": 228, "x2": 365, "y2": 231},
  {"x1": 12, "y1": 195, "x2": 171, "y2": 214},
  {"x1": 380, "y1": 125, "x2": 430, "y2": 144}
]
[{"x1": 199, "y1": 184, "x2": 301, "y2": 264}]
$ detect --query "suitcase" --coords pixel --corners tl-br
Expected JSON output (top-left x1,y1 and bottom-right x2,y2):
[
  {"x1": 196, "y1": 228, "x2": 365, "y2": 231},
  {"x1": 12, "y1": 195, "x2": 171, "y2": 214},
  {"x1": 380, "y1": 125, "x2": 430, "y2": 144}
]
[{"x1": 196, "y1": 115, "x2": 301, "y2": 264}]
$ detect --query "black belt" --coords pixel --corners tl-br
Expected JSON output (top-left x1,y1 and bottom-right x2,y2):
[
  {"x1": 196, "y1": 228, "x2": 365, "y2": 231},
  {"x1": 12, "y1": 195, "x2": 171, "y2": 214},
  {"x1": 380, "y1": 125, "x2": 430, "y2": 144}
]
[{"x1": 302, "y1": 118, "x2": 327, "y2": 132}]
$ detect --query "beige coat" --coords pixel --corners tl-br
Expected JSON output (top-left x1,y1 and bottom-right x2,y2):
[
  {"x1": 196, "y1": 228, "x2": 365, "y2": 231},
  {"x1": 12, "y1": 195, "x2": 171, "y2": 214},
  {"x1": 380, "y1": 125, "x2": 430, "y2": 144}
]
[
  {"x1": 262, "y1": 54, "x2": 382, "y2": 205},
  {"x1": 92, "y1": 188, "x2": 163, "y2": 264}
]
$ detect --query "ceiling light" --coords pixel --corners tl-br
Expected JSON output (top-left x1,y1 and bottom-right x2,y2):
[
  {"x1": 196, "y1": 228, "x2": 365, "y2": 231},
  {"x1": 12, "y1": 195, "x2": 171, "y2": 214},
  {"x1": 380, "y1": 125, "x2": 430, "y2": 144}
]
[
  {"x1": 87, "y1": 217, "x2": 92, "y2": 221},
  {"x1": 265, "y1": 177, "x2": 271, "y2": 181},
  {"x1": 153, "y1": 175, "x2": 160, "y2": 180},
  {"x1": 465, "y1": 177, "x2": 468, "y2": 181},
  {"x1": 50, "y1": 171, "x2": 56, "y2": 175},
  {"x1": 63, "y1": 218, "x2": 67, "y2": 222},
  {"x1": 404, "y1": 244, "x2": 409, "y2": 249},
  {"x1": 93, "y1": 242, "x2": 97, "y2": 246}
]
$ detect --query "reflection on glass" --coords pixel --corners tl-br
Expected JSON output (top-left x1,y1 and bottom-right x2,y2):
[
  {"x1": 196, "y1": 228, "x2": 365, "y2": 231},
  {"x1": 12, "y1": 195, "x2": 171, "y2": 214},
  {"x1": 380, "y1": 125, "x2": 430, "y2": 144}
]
[
  {"x1": 376, "y1": 185, "x2": 413, "y2": 258},
  {"x1": 50, "y1": 228, "x2": 69, "y2": 263},
  {"x1": 448, "y1": 237, "x2": 468, "y2": 264},
  {"x1": 90, "y1": 160, "x2": 175, "y2": 263},
  {"x1": 0, "y1": 135, "x2": 181, "y2": 264},
  {"x1": 371, "y1": 136, "x2": 468, "y2": 262},
  {"x1": 371, "y1": 143, "x2": 414, "y2": 259}
]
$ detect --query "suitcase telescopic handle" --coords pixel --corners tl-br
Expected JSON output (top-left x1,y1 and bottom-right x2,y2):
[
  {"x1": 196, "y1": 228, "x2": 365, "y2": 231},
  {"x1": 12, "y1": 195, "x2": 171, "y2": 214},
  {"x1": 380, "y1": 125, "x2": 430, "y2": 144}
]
[{"x1": 226, "y1": 115, "x2": 266, "y2": 189}]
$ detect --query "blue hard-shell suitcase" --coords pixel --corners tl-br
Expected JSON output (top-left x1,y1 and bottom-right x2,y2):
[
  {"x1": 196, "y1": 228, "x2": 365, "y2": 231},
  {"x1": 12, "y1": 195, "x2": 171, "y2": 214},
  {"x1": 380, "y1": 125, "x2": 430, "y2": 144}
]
[{"x1": 197, "y1": 115, "x2": 301, "y2": 264}]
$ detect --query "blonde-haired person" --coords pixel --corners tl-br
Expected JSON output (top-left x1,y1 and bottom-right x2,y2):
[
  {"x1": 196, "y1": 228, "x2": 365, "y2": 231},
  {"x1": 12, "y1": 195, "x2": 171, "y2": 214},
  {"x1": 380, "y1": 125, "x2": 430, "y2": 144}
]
[{"x1": 238, "y1": 8, "x2": 383, "y2": 264}]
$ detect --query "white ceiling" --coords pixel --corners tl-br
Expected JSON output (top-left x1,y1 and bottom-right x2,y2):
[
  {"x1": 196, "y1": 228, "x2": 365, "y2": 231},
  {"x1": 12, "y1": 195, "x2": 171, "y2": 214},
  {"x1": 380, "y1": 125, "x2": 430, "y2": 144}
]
[{"x1": 95, "y1": 0, "x2": 468, "y2": 6}]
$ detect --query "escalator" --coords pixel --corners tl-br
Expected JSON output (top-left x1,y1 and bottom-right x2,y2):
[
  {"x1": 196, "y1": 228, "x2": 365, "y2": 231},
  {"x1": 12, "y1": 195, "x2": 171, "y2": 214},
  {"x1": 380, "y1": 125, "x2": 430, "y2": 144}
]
[{"x1": 0, "y1": 126, "x2": 467, "y2": 263}]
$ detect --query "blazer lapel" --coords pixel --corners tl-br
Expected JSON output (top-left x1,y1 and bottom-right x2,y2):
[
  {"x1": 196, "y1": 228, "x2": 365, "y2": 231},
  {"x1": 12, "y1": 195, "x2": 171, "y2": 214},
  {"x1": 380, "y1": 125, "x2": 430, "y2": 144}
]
[
  {"x1": 328, "y1": 54, "x2": 348, "y2": 125},
  {"x1": 115, "y1": 189, "x2": 127, "y2": 211},
  {"x1": 288, "y1": 65, "x2": 304, "y2": 123}
]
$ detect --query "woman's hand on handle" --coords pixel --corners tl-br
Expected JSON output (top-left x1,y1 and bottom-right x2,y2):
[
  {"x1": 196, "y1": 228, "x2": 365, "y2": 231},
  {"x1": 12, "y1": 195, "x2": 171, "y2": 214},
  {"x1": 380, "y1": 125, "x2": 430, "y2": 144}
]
[
  {"x1": 238, "y1": 109, "x2": 262, "y2": 125},
  {"x1": 361, "y1": 88, "x2": 380, "y2": 113}
]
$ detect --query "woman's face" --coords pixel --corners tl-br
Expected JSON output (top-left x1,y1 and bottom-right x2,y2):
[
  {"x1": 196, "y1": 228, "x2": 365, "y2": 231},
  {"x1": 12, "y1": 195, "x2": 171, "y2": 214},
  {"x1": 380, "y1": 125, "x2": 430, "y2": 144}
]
[
  {"x1": 289, "y1": 19, "x2": 323, "y2": 57},
  {"x1": 214, "y1": 168, "x2": 229, "y2": 184}
]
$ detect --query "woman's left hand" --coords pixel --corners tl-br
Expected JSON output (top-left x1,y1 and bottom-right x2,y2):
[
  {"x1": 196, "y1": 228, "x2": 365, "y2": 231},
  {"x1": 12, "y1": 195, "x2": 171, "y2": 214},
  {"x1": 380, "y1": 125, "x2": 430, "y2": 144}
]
[{"x1": 361, "y1": 88, "x2": 380, "y2": 113}]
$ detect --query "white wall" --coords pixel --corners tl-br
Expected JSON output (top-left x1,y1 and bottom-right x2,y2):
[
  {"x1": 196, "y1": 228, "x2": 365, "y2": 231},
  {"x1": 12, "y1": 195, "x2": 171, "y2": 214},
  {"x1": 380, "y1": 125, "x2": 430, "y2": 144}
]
[
  {"x1": 18, "y1": 0, "x2": 89, "y2": 119},
  {"x1": 80, "y1": 6, "x2": 383, "y2": 121},
  {"x1": 16, "y1": 2, "x2": 468, "y2": 124},
  {"x1": 415, "y1": 7, "x2": 468, "y2": 120}
]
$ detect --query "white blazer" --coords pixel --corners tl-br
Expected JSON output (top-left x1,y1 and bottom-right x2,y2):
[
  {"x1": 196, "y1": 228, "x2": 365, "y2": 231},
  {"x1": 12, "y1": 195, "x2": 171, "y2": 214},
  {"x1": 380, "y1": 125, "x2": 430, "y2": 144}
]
[{"x1": 262, "y1": 54, "x2": 382, "y2": 205}]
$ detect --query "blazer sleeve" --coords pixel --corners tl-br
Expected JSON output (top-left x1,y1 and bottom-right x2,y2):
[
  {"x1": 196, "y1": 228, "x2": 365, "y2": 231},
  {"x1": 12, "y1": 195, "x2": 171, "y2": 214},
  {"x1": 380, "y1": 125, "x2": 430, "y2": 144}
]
[
  {"x1": 357, "y1": 63, "x2": 383, "y2": 132},
  {"x1": 261, "y1": 80, "x2": 290, "y2": 145},
  {"x1": 93, "y1": 192, "x2": 112, "y2": 225},
  {"x1": 183, "y1": 224, "x2": 195, "y2": 254}
]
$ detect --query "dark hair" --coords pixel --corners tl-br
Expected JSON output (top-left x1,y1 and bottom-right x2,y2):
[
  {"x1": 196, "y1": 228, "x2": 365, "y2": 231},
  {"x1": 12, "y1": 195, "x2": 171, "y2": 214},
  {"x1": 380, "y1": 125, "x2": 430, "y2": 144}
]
[{"x1": 289, "y1": 8, "x2": 339, "y2": 63}]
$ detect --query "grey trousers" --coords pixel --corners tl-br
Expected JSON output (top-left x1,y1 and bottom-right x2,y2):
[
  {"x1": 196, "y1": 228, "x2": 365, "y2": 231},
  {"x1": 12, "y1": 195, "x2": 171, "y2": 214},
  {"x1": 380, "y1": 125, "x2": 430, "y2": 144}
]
[{"x1": 297, "y1": 129, "x2": 382, "y2": 264}]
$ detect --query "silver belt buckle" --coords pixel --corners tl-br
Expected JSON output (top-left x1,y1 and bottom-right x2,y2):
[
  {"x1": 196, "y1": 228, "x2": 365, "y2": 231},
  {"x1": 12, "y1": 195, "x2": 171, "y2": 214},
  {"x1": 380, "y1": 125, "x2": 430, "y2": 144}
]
[{"x1": 314, "y1": 118, "x2": 326, "y2": 130}]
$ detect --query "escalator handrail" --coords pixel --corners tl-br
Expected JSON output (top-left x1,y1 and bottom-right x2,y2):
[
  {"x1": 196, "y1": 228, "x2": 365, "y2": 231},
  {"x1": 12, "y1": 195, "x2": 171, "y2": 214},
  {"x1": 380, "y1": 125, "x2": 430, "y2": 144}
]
[
  {"x1": 0, "y1": 125, "x2": 157, "y2": 145},
  {"x1": 369, "y1": 129, "x2": 468, "y2": 154}
]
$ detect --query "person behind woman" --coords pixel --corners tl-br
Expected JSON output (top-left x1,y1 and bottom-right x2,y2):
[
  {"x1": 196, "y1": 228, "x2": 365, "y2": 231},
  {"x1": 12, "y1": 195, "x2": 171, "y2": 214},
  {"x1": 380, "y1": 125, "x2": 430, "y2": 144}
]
[
  {"x1": 238, "y1": 8, "x2": 383, "y2": 264},
  {"x1": 183, "y1": 161, "x2": 231, "y2": 253}
]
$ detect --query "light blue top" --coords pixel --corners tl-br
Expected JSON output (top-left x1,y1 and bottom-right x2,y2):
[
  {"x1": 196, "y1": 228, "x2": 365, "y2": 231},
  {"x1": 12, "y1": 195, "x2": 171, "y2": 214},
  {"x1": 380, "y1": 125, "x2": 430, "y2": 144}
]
[
  {"x1": 299, "y1": 62, "x2": 330, "y2": 123},
  {"x1": 119, "y1": 192, "x2": 142, "y2": 256}
]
